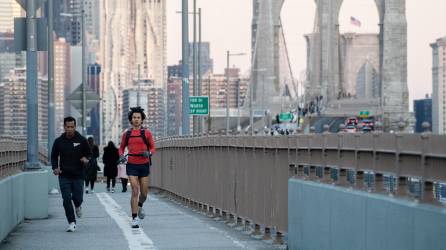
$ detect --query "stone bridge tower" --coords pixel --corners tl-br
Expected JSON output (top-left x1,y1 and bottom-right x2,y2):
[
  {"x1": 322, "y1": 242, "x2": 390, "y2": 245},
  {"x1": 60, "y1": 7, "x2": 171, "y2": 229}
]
[{"x1": 253, "y1": 0, "x2": 410, "y2": 128}]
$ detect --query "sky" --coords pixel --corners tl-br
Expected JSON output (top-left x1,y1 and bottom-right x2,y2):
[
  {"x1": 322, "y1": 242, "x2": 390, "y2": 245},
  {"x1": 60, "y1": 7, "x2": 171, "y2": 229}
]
[{"x1": 166, "y1": 0, "x2": 446, "y2": 105}]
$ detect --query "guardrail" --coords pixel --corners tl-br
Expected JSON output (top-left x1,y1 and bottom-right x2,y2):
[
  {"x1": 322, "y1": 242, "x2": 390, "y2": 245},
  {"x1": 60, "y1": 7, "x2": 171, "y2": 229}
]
[
  {"x1": 0, "y1": 138, "x2": 50, "y2": 179},
  {"x1": 151, "y1": 131, "x2": 446, "y2": 241},
  {"x1": 0, "y1": 137, "x2": 26, "y2": 179}
]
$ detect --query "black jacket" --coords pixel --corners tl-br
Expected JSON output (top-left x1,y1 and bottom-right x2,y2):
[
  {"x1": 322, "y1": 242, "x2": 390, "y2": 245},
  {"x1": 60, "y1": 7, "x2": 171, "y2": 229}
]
[
  {"x1": 103, "y1": 146, "x2": 119, "y2": 178},
  {"x1": 85, "y1": 145, "x2": 100, "y2": 181},
  {"x1": 51, "y1": 131, "x2": 92, "y2": 179}
]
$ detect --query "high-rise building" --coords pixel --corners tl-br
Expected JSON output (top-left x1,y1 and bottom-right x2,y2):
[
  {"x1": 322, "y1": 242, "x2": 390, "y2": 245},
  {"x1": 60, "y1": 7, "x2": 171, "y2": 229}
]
[
  {"x1": 168, "y1": 61, "x2": 182, "y2": 79},
  {"x1": 0, "y1": 68, "x2": 48, "y2": 144},
  {"x1": 0, "y1": 32, "x2": 25, "y2": 82},
  {"x1": 84, "y1": 0, "x2": 100, "y2": 41},
  {"x1": 122, "y1": 89, "x2": 149, "y2": 131},
  {"x1": 67, "y1": 45, "x2": 82, "y2": 117},
  {"x1": 52, "y1": 0, "x2": 70, "y2": 40},
  {"x1": 122, "y1": 86, "x2": 165, "y2": 139},
  {"x1": 38, "y1": 76, "x2": 49, "y2": 146},
  {"x1": 101, "y1": 0, "x2": 167, "y2": 143},
  {"x1": 146, "y1": 87, "x2": 165, "y2": 138},
  {"x1": 67, "y1": 0, "x2": 82, "y2": 45},
  {"x1": 188, "y1": 42, "x2": 213, "y2": 76},
  {"x1": 166, "y1": 79, "x2": 182, "y2": 136},
  {"x1": 87, "y1": 63, "x2": 101, "y2": 143},
  {"x1": 165, "y1": 67, "x2": 249, "y2": 135},
  {"x1": 54, "y1": 38, "x2": 70, "y2": 135},
  {"x1": 414, "y1": 95, "x2": 432, "y2": 133},
  {"x1": 0, "y1": 0, "x2": 22, "y2": 33},
  {"x1": 431, "y1": 36, "x2": 446, "y2": 134},
  {"x1": 201, "y1": 69, "x2": 249, "y2": 110},
  {"x1": 0, "y1": 32, "x2": 15, "y2": 81}
]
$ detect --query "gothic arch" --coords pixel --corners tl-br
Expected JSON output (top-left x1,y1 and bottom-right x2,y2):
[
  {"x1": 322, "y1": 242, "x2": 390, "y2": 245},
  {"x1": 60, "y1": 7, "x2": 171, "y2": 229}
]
[
  {"x1": 335, "y1": 0, "x2": 384, "y2": 24},
  {"x1": 355, "y1": 61, "x2": 380, "y2": 99},
  {"x1": 308, "y1": 0, "x2": 407, "y2": 109}
]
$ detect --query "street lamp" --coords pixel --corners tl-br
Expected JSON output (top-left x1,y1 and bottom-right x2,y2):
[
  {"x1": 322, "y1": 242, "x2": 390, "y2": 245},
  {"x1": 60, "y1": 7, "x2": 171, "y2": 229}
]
[
  {"x1": 47, "y1": 0, "x2": 55, "y2": 156},
  {"x1": 60, "y1": 6, "x2": 87, "y2": 136},
  {"x1": 264, "y1": 76, "x2": 276, "y2": 129},
  {"x1": 226, "y1": 51, "x2": 246, "y2": 135},
  {"x1": 181, "y1": 0, "x2": 190, "y2": 136},
  {"x1": 250, "y1": 68, "x2": 266, "y2": 135},
  {"x1": 177, "y1": 4, "x2": 202, "y2": 135},
  {"x1": 236, "y1": 78, "x2": 241, "y2": 132}
]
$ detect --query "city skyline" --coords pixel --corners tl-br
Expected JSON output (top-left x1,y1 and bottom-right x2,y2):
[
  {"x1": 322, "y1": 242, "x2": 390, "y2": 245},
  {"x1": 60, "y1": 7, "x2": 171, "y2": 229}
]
[{"x1": 166, "y1": 0, "x2": 446, "y2": 106}]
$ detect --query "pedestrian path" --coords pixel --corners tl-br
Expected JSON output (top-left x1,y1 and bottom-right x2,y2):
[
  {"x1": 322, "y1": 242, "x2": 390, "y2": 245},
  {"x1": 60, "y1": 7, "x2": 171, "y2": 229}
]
[{"x1": 0, "y1": 183, "x2": 283, "y2": 250}]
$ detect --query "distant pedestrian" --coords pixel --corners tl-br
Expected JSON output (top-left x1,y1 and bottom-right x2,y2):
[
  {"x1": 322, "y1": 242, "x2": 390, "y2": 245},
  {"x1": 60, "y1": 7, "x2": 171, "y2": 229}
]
[
  {"x1": 117, "y1": 162, "x2": 128, "y2": 192},
  {"x1": 51, "y1": 116, "x2": 91, "y2": 232},
  {"x1": 85, "y1": 137, "x2": 100, "y2": 193},
  {"x1": 118, "y1": 106, "x2": 155, "y2": 228},
  {"x1": 103, "y1": 141, "x2": 119, "y2": 193}
]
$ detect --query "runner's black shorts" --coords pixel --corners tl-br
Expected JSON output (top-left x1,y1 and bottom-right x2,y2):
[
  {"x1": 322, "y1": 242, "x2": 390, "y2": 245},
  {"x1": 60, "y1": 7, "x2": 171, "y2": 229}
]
[{"x1": 126, "y1": 163, "x2": 150, "y2": 177}]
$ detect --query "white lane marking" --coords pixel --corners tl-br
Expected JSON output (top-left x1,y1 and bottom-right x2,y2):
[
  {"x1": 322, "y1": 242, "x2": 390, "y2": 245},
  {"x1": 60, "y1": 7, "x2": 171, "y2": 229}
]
[
  {"x1": 160, "y1": 201, "x2": 251, "y2": 249},
  {"x1": 207, "y1": 226, "x2": 249, "y2": 249},
  {"x1": 96, "y1": 193, "x2": 157, "y2": 250}
]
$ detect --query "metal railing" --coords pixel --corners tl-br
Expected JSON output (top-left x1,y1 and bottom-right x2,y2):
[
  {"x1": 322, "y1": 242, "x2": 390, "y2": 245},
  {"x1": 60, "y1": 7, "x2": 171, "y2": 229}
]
[
  {"x1": 0, "y1": 137, "x2": 50, "y2": 179},
  {"x1": 151, "y1": 131, "x2": 446, "y2": 238},
  {"x1": 0, "y1": 137, "x2": 26, "y2": 179}
]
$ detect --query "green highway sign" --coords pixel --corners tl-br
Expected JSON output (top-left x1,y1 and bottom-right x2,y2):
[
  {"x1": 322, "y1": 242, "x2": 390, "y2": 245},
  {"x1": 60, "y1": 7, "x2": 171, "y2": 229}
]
[
  {"x1": 359, "y1": 110, "x2": 370, "y2": 118},
  {"x1": 189, "y1": 96, "x2": 209, "y2": 115},
  {"x1": 279, "y1": 112, "x2": 293, "y2": 122}
]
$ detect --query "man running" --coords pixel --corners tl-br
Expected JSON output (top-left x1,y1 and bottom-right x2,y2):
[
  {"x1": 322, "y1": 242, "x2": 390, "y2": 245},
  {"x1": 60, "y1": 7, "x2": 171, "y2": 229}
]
[
  {"x1": 118, "y1": 107, "x2": 155, "y2": 228},
  {"x1": 51, "y1": 116, "x2": 91, "y2": 232}
]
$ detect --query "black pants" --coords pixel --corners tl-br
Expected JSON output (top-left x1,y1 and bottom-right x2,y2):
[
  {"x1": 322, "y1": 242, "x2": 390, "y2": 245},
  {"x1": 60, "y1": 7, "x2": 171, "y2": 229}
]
[
  {"x1": 59, "y1": 177, "x2": 83, "y2": 223},
  {"x1": 106, "y1": 177, "x2": 116, "y2": 189},
  {"x1": 120, "y1": 178, "x2": 128, "y2": 192},
  {"x1": 85, "y1": 179, "x2": 95, "y2": 190}
]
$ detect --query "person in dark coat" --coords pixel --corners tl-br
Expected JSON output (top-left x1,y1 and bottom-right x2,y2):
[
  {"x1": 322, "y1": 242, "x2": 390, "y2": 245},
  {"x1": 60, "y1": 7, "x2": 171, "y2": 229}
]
[
  {"x1": 85, "y1": 137, "x2": 100, "y2": 193},
  {"x1": 51, "y1": 116, "x2": 91, "y2": 232},
  {"x1": 103, "y1": 141, "x2": 119, "y2": 192}
]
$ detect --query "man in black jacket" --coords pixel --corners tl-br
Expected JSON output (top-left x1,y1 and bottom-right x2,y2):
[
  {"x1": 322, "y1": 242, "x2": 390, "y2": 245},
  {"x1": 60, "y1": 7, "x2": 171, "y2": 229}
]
[{"x1": 51, "y1": 116, "x2": 91, "y2": 232}]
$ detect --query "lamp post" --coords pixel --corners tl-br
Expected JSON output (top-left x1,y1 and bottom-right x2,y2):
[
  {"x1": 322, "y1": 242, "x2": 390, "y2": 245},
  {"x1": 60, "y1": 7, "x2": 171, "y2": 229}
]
[
  {"x1": 192, "y1": 0, "x2": 197, "y2": 135},
  {"x1": 60, "y1": 7, "x2": 87, "y2": 136},
  {"x1": 250, "y1": 68, "x2": 267, "y2": 135},
  {"x1": 81, "y1": 1, "x2": 86, "y2": 136},
  {"x1": 181, "y1": 0, "x2": 190, "y2": 135},
  {"x1": 137, "y1": 65, "x2": 141, "y2": 107},
  {"x1": 264, "y1": 76, "x2": 276, "y2": 129},
  {"x1": 198, "y1": 7, "x2": 203, "y2": 134},
  {"x1": 226, "y1": 51, "x2": 246, "y2": 135},
  {"x1": 178, "y1": 6, "x2": 202, "y2": 135},
  {"x1": 24, "y1": 0, "x2": 39, "y2": 169},
  {"x1": 236, "y1": 78, "x2": 241, "y2": 132},
  {"x1": 47, "y1": 0, "x2": 55, "y2": 156}
]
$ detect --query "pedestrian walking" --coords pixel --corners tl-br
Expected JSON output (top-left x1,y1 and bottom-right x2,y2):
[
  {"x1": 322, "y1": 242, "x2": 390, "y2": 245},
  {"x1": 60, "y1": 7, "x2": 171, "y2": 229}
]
[
  {"x1": 117, "y1": 162, "x2": 128, "y2": 192},
  {"x1": 103, "y1": 141, "x2": 119, "y2": 193},
  {"x1": 51, "y1": 116, "x2": 91, "y2": 232},
  {"x1": 118, "y1": 107, "x2": 155, "y2": 228},
  {"x1": 85, "y1": 137, "x2": 100, "y2": 194}
]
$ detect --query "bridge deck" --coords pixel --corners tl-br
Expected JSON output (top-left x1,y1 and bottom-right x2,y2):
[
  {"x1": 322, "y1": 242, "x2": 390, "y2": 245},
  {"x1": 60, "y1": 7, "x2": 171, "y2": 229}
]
[{"x1": 0, "y1": 183, "x2": 281, "y2": 250}]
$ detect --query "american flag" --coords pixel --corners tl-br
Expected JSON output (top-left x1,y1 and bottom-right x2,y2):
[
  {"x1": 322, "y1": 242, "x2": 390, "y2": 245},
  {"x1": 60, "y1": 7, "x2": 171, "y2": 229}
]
[{"x1": 350, "y1": 16, "x2": 362, "y2": 27}]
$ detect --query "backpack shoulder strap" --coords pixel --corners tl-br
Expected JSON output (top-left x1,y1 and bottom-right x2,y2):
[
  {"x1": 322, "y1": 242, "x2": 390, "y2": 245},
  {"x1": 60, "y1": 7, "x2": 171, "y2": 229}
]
[
  {"x1": 140, "y1": 128, "x2": 150, "y2": 151},
  {"x1": 125, "y1": 129, "x2": 132, "y2": 147}
]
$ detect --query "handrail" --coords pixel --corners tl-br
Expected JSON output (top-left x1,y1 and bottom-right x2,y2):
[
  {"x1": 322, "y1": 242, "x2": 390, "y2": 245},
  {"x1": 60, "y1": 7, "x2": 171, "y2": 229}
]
[
  {"x1": 150, "y1": 132, "x2": 446, "y2": 236},
  {"x1": 0, "y1": 137, "x2": 26, "y2": 179},
  {"x1": 0, "y1": 137, "x2": 50, "y2": 178}
]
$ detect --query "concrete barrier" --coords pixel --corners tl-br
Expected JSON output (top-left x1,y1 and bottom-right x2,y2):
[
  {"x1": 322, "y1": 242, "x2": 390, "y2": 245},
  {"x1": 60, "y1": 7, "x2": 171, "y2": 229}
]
[
  {"x1": 288, "y1": 178, "x2": 446, "y2": 250},
  {"x1": 44, "y1": 165, "x2": 59, "y2": 193},
  {"x1": 0, "y1": 173, "x2": 24, "y2": 242},
  {"x1": 24, "y1": 170, "x2": 48, "y2": 219},
  {"x1": 0, "y1": 169, "x2": 49, "y2": 242}
]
